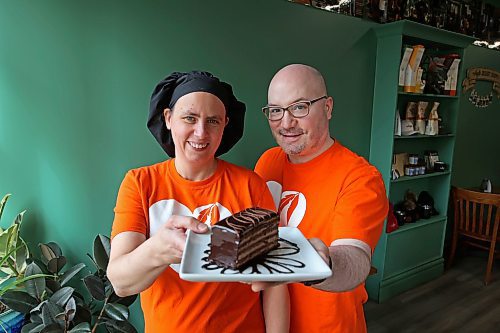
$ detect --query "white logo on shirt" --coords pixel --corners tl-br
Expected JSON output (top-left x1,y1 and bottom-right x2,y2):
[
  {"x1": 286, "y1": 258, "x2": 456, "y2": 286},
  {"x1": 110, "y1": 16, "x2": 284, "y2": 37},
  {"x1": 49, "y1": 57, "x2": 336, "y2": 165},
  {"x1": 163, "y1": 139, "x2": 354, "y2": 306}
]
[
  {"x1": 149, "y1": 200, "x2": 232, "y2": 237},
  {"x1": 266, "y1": 181, "x2": 306, "y2": 227}
]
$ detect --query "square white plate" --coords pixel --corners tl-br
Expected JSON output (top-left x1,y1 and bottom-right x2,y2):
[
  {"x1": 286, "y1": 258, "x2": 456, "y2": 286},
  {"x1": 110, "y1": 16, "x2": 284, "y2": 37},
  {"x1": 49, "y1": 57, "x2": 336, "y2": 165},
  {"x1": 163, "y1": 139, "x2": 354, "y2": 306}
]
[{"x1": 179, "y1": 227, "x2": 332, "y2": 282}]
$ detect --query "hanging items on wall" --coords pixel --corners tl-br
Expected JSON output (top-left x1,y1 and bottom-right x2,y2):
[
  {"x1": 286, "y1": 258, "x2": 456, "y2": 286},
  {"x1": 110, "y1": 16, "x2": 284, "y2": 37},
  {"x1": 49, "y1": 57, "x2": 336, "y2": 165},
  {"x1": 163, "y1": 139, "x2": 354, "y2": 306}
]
[
  {"x1": 288, "y1": 1, "x2": 499, "y2": 46},
  {"x1": 462, "y1": 67, "x2": 500, "y2": 108}
]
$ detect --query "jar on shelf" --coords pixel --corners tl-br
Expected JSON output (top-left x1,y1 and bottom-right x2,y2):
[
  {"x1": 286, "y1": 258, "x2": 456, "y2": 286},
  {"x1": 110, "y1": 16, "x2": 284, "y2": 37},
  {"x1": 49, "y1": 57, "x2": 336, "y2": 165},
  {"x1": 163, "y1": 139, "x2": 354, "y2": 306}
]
[{"x1": 408, "y1": 154, "x2": 419, "y2": 165}]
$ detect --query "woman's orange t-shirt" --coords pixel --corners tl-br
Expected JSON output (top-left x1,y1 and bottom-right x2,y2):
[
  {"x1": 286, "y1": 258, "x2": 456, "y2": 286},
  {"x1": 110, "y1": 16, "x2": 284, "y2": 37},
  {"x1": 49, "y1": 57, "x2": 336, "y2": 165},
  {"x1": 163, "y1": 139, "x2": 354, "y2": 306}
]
[{"x1": 111, "y1": 159, "x2": 275, "y2": 333}]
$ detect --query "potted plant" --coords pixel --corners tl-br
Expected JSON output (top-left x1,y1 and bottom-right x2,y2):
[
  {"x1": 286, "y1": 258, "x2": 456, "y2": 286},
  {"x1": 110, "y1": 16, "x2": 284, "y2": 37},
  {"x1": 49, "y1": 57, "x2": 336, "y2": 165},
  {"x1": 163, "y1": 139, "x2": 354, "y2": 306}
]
[
  {"x1": 1, "y1": 235, "x2": 137, "y2": 333},
  {"x1": 0, "y1": 194, "x2": 138, "y2": 332},
  {"x1": 0, "y1": 194, "x2": 48, "y2": 333}
]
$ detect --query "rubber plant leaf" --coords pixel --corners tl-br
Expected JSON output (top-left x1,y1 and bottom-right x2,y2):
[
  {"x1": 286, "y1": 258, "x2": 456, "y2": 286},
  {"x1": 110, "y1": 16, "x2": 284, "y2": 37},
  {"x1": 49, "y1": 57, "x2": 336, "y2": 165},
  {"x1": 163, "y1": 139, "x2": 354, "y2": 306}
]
[{"x1": 93, "y1": 234, "x2": 111, "y2": 271}]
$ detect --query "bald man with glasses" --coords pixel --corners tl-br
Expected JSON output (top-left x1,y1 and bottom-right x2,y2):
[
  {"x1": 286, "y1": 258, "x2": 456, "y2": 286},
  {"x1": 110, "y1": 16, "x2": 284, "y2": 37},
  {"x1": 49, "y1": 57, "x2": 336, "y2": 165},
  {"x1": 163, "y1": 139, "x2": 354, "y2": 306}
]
[{"x1": 253, "y1": 64, "x2": 388, "y2": 333}]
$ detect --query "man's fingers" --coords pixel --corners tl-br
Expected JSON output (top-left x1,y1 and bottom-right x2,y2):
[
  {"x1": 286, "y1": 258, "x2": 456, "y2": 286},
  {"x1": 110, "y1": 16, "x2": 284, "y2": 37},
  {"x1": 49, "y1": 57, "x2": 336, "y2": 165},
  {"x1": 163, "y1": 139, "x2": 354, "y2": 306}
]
[{"x1": 308, "y1": 238, "x2": 330, "y2": 264}]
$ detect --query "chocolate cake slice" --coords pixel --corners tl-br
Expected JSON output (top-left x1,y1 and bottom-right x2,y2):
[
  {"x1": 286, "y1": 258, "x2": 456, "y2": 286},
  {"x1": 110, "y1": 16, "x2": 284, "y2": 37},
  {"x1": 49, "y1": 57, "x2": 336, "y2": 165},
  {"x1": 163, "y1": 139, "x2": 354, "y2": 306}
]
[{"x1": 209, "y1": 207, "x2": 279, "y2": 269}]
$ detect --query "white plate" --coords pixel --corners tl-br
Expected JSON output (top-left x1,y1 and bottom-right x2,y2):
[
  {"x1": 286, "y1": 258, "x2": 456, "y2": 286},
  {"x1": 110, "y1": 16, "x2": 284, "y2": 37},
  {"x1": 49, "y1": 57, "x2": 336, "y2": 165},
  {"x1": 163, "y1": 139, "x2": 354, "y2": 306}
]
[{"x1": 179, "y1": 227, "x2": 332, "y2": 282}]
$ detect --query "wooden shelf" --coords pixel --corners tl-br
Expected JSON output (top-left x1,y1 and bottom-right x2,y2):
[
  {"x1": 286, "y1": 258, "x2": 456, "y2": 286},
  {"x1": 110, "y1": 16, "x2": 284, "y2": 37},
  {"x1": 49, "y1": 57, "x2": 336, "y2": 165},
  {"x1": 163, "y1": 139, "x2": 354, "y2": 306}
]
[
  {"x1": 367, "y1": 20, "x2": 472, "y2": 303},
  {"x1": 387, "y1": 215, "x2": 447, "y2": 236},
  {"x1": 397, "y1": 92, "x2": 459, "y2": 99},
  {"x1": 391, "y1": 171, "x2": 450, "y2": 183},
  {"x1": 394, "y1": 134, "x2": 455, "y2": 139}
]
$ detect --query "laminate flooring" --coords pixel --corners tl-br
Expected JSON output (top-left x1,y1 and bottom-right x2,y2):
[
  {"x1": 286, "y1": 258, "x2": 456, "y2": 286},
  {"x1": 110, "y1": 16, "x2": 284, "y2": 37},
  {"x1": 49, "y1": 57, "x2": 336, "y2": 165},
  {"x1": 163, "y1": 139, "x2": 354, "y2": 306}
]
[{"x1": 364, "y1": 252, "x2": 500, "y2": 333}]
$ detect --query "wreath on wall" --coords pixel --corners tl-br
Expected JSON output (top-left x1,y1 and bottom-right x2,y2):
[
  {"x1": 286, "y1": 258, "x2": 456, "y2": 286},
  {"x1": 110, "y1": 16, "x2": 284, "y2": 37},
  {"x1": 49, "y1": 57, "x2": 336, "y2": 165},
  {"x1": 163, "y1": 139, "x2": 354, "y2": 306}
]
[{"x1": 462, "y1": 67, "x2": 500, "y2": 108}]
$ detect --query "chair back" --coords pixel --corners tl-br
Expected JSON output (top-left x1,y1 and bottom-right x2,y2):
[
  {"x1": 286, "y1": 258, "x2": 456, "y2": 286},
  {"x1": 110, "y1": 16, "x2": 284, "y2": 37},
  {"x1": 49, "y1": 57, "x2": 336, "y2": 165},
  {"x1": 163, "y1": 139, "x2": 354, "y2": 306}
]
[{"x1": 452, "y1": 187, "x2": 500, "y2": 243}]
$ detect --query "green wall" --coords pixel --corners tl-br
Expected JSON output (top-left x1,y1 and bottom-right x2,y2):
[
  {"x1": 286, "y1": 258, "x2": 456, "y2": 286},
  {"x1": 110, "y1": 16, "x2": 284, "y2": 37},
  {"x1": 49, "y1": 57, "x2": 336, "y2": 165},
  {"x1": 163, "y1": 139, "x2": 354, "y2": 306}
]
[
  {"x1": 452, "y1": 45, "x2": 500, "y2": 188},
  {"x1": 1, "y1": 0, "x2": 377, "y2": 328}
]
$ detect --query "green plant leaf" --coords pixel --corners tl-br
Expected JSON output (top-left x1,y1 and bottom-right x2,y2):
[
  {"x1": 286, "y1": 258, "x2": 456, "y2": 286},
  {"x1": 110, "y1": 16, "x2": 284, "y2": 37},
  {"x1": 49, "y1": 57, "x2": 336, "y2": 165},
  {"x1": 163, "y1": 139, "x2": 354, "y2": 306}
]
[
  {"x1": 25, "y1": 262, "x2": 46, "y2": 299},
  {"x1": 68, "y1": 322, "x2": 91, "y2": 333},
  {"x1": 0, "y1": 243, "x2": 24, "y2": 271},
  {"x1": 20, "y1": 322, "x2": 44, "y2": 333},
  {"x1": 31, "y1": 258, "x2": 50, "y2": 274},
  {"x1": 38, "y1": 242, "x2": 62, "y2": 267},
  {"x1": 93, "y1": 234, "x2": 111, "y2": 271},
  {"x1": 0, "y1": 272, "x2": 50, "y2": 297},
  {"x1": 0, "y1": 290, "x2": 38, "y2": 314},
  {"x1": 83, "y1": 275, "x2": 105, "y2": 301},
  {"x1": 55, "y1": 311, "x2": 66, "y2": 321},
  {"x1": 39, "y1": 323, "x2": 65, "y2": 333},
  {"x1": 0, "y1": 212, "x2": 24, "y2": 260},
  {"x1": 71, "y1": 290, "x2": 85, "y2": 306},
  {"x1": 0, "y1": 275, "x2": 10, "y2": 285},
  {"x1": 30, "y1": 308, "x2": 44, "y2": 324},
  {"x1": 47, "y1": 256, "x2": 67, "y2": 274},
  {"x1": 105, "y1": 280, "x2": 114, "y2": 298},
  {"x1": 104, "y1": 303, "x2": 128, "y2": 321},
  {"x1": 41, "y1": 300, "x2": 64, "y2": 327},
  {"x1": 65, "y1": 296, "x2": 76, "y2": 322},
  {"x1": 15, "y1": 238, "x2": 29, "y2": 273},
  {"x1": 108, "y1": 292, "x2": 138, "y2": 307},
  {"x1": 45, "y1": 279, "x2": 61, "y2": 293},
  {"x1": 45, "y1": 242, "x2": 62, "y2": 257},
  {"x1": 49, "y1": 286, "x2": 74, "y2": 307},
  {"x1": 60, "y1": 263, "x2": 86, "y2": 286},
  {"x1": 0, "y1": 194, "x2": 11, "y2": 222},
  {"x1": 102, "y1": 318, "x2": 138, "y2": 333},
  {"x1": 73, "y1": 305, "x2": 92, "y2": 327},
  {"x1": 39, "y1": 243, "x2": 57, "y2": 264},
  {"x1": 13, "y1": 210, "x2": 25, "y2": 226}
]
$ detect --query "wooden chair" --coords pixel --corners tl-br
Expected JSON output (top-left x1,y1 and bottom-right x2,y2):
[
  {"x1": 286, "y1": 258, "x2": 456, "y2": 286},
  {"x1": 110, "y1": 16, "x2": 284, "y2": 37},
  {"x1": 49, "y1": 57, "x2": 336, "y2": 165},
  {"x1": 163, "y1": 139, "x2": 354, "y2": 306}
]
[{"x1": 448, "y1": 187, "x2": 500, "y2": 285}]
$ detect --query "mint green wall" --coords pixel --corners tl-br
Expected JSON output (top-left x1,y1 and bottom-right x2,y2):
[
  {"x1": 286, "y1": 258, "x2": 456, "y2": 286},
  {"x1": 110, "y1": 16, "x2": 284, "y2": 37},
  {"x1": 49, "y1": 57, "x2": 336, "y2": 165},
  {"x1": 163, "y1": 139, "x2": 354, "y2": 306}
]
[
  {"x1": 452, "y1": 46, "x2": 500, "y2": 188},
  {"x1": 1, "y1": 0, "x2": 377, "y2": 328}
]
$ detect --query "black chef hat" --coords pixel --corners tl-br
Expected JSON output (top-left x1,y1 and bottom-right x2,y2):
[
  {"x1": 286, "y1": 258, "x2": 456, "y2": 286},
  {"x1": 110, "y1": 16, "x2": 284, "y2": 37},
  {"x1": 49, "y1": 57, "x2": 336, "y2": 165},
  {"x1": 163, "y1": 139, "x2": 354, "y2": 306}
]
[{"x1": 147, "y1": 71, "x2": 246, "y2": 157}]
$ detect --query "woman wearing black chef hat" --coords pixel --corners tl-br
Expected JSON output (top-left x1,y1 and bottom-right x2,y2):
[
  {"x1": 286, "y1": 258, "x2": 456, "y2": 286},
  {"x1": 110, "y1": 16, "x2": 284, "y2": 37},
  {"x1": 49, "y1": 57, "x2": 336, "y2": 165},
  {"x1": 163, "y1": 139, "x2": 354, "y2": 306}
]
[{"x1": 107, "y1": 71, "x2": 289, "y2": 333}]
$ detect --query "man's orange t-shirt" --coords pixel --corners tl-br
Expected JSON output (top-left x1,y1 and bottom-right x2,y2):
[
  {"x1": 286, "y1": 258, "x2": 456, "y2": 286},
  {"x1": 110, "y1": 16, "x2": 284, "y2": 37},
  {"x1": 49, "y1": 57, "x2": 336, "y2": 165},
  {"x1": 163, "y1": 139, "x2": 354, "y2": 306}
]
[
  {"x1": 111, "y1": 159, "x2": 276, "y2": 333},
  {"x1": 255, "y1": 141, "x2": 388, "y2": 333}
]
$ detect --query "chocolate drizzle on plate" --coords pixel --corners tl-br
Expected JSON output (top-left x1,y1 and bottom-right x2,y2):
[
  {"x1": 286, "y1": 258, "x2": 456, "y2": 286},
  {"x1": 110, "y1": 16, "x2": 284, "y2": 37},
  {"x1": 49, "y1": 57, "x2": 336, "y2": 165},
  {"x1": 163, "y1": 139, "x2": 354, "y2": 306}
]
[{"x1": 202, "y1": 238, "x2": 305, "y2": 274}]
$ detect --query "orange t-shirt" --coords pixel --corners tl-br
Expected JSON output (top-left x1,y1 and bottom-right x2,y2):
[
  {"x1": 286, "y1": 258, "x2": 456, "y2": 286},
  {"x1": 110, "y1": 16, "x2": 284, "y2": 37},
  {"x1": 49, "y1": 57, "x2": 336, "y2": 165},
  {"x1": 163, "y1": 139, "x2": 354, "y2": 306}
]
[
  {"x1": 111, "y1": 159, "x2": 275, "y2": 333},
  {"x1": 255, "y1": 141, "x2": 388, "y2": 333}
]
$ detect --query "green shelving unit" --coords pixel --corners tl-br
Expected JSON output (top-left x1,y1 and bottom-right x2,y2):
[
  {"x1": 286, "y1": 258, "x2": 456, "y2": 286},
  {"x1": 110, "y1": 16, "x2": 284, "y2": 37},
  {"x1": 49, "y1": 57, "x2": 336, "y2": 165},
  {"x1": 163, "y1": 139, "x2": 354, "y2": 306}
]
[{"x1": 366, "y1": 20, "x2": 474, "y2": 303}]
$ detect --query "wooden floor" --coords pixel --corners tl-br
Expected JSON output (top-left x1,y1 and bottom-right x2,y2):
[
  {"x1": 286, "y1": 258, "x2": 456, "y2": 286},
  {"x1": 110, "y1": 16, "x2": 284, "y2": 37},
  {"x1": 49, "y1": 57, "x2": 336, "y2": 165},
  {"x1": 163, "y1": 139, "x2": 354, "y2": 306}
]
[{"x1": 364, "y1": 252, "x2": 500, "y2": 333}]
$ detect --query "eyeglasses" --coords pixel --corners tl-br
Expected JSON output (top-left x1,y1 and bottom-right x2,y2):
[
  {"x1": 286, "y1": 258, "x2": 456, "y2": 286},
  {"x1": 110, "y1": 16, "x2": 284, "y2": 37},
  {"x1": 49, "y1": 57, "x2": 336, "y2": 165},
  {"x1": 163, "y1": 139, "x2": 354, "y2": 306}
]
[{"x1": 262, "y1": 96, "x2": 327, "y2": 121}]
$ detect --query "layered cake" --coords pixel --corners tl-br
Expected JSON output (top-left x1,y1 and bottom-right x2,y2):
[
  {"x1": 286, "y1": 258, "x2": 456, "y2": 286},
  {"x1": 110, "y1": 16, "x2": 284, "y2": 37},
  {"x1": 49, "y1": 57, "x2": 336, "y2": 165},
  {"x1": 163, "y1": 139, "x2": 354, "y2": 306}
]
[{"x1": 209, "y1": 207, "x2": 279, "y2": 269}]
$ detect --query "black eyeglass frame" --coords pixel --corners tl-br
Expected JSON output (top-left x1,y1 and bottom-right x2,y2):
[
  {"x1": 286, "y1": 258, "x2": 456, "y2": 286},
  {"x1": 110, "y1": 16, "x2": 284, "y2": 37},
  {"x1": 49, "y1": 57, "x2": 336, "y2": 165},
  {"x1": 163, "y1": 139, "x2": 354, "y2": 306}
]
[{"x1": 262, "y1": 96, "x2": 328, "y2": 121}]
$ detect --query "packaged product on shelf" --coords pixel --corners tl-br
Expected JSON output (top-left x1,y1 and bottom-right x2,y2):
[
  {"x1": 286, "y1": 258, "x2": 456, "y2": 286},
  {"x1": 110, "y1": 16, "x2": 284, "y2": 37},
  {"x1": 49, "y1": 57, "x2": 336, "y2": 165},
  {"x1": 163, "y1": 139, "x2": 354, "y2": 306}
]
[
  {"x1": 416, "y1": 67, "x2": 425, "y2": 93},
  {"x1": 434, "y1": 161, "x2": 447, "y2": 172},
  {"x1": 425, "y1": 101, "x2": 440, "y2": 135},
  {"x1": 404, "y1": 44, "x2": 425, "y2": 93},
  {"x1": 402, "y1": 120, "x2": 418, "y2": 136},
  {"x1": 403, "y1": 190, "x2": 419, "y2": 221},
  {"x1": 424, "y1": 55, "x2": 447, "y2": 94},
  {"x1": 444, "y1": 54, "x2": 461, "y2": 96},
  {"x1": 399, "y1": 46, "x2": 414, "y2": 89},
  {"x1": 394, "y1": 110, "x2": 402, "y2": 136},
  {"x1": 392, "y1": 152, "x2": 408, "y2": 179},
  {"x1": 424, "y1": 150, "x2": 439, "y2": 172},
  {"x1": 405, "y1": 101, "x2": 417, "y2": 121},
  {"x1": 417, "y1": 191, "x2": 438, "y2": 219},
  {"x1": 415, "y1": 101, "x2": 428, "y2": 134}
]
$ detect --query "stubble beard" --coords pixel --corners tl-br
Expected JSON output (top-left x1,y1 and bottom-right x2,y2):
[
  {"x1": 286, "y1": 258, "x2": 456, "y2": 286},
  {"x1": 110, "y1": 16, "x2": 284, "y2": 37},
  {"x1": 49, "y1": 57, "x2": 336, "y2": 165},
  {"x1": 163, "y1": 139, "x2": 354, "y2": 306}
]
[{"x1": 272, "y1": 131, "x2": 306, "y2": 156}]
